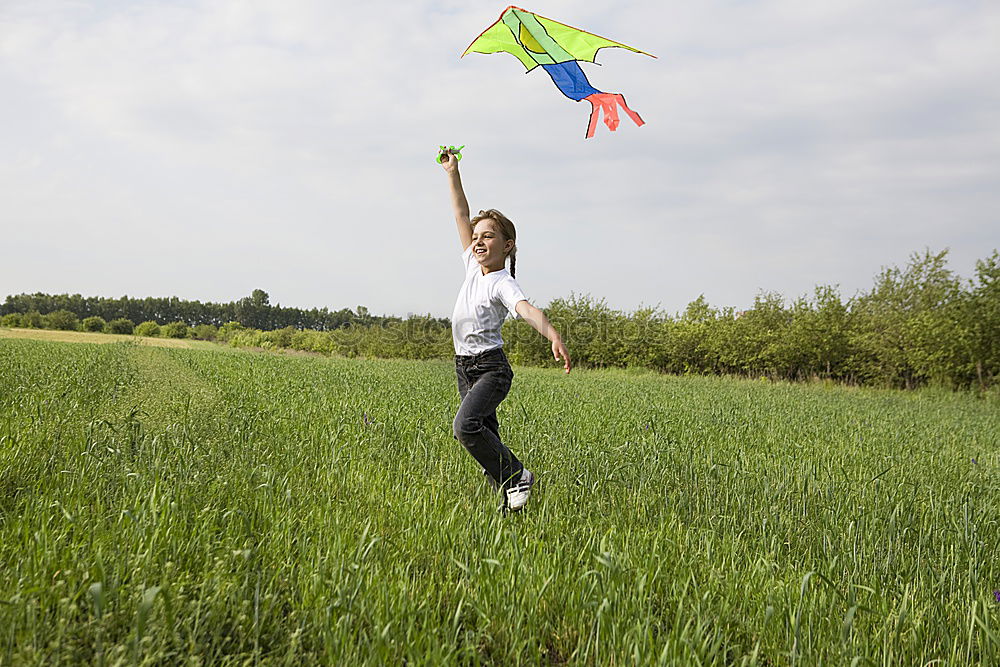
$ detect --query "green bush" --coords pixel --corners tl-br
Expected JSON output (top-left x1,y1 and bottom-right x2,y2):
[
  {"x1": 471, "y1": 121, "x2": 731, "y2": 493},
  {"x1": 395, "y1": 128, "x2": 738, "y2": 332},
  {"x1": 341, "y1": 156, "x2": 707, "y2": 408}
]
[
  {"x1": 1, "y1": 313, "x2": 23, "y2": 327},
  {"x1": 44, "y1": 309, "x2": 79, "y2": 331},
  {"x1": 81, "y1": 316, "x2": 107, "y2": 332},
  {"x1": 965, "y1": 251, "x2": 1000, "y2": 388},
  {"x1": 265, "y1": 326, "x2": 297, "y2": 348},
  {"x1": 106, "y1": 318, "x2": 134, "y2": 335},
  {"x1": 229, "y1": 328, "x2": 269, "y2": 349},
  {"x1": 22, "y1": 311, "x2": 44, "y2": 328},
  {"x1": 217, "y1": 321, "x2": 246, "y2": 342},
  {"x1": 163, "y1": 321, "x2": 191, "y2": 339},
  {"x1": 290, "y1": 329, "x2": 335, "y2": 355},
  {"x1": 135, "y1": 320, "x2": 161, "y2": 337},
  {"x1": 192, "y1": 324, "x2": 218, "y2": 341}
]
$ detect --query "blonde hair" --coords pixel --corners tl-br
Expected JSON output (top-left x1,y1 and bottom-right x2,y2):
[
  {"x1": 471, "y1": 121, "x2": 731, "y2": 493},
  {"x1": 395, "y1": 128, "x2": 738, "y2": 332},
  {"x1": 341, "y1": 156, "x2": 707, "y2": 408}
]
[{"x1": 470, "y1": 209, "x2": 517, "y2": 277}]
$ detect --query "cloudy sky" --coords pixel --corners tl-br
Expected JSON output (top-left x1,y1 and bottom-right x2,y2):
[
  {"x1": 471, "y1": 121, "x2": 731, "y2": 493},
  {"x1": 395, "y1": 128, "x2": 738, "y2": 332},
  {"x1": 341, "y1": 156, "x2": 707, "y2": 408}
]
[{"x1": 2, "y1": 0, "x2": 998, "y2": 318}]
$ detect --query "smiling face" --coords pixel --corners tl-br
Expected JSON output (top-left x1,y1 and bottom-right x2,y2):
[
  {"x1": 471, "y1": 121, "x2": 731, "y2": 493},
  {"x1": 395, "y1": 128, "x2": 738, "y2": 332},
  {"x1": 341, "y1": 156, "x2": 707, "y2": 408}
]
[{"x1": 471, "y1": 218, "x2": 514, "y2": 274}]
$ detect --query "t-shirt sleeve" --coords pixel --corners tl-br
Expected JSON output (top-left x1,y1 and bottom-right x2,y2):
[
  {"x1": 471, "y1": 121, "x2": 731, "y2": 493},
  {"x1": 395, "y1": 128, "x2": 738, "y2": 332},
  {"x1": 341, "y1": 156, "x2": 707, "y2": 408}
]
[
  {"x1": 495, "y1": 276, "x2": 528, "y2": 319},
  {"x1": 461, "y1": 245, "x2": 478, "y2": 276}
]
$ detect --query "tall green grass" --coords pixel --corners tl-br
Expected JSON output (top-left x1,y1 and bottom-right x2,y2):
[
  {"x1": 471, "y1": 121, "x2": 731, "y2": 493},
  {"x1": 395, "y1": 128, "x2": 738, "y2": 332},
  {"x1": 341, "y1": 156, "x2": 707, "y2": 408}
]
[{"x1": 1, "y1": 338, "x2": 998, "y2": 664}]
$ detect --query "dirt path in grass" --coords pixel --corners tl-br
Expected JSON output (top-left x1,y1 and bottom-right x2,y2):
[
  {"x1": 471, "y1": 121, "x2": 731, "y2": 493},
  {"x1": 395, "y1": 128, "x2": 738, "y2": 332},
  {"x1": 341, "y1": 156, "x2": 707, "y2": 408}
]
[
  {"x1": 124, "y1": 345, "x2": 223, "y2": 427},
  {"x1": 0, "y1": 326, "x2": 216, "y2": 349}
]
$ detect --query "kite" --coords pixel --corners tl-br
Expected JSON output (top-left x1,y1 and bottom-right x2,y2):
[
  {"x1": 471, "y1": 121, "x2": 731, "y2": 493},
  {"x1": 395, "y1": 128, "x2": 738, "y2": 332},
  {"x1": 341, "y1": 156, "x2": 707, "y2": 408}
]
[{"x1": 463, "y1": 6, "x2": 655, "y2": 138}]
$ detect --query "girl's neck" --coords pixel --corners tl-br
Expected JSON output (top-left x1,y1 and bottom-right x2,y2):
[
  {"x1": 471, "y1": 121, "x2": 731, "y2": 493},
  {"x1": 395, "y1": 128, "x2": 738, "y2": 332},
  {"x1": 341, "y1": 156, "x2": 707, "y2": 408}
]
[{"x1": 481, "y1": 260, "x2": 506, "y2": 275}]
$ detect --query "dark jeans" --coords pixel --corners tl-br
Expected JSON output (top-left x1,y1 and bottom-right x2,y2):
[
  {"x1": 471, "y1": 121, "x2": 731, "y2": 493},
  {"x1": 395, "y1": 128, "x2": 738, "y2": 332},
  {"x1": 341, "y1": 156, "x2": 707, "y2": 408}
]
[{"x1": 454, "y1": 347, "x2": 524, "y2": 490}]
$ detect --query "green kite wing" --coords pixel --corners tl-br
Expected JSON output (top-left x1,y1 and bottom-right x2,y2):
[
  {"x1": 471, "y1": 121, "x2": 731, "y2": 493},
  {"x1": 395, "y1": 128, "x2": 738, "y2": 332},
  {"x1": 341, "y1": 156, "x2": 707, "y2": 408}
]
[{"x1": 462, "y1": 6, "x2": 653, "y2": 72}]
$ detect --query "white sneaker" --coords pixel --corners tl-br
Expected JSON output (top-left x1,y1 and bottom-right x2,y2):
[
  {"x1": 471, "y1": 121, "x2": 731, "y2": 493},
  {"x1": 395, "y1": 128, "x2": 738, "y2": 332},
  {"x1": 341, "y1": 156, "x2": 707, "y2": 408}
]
[{"x1": 505, "y1": 469, "x2": 534, "y2": 512}]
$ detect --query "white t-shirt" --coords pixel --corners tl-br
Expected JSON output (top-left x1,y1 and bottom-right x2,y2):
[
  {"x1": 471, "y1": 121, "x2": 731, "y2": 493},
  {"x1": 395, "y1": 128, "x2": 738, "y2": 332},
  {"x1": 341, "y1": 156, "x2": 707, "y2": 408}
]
[{"x1": 452, "y1": 245, "x2": 528, "y2": 355}]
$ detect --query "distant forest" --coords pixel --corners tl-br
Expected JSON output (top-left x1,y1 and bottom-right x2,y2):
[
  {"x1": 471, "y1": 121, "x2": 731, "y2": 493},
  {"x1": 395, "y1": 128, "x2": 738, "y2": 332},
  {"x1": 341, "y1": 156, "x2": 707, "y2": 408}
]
[
  {"x1": 0, "y1": 289, "x2": 446, "y2": 331},
  {"x1": 2, "y1": 249, "x2": 998, "y2": 390}
]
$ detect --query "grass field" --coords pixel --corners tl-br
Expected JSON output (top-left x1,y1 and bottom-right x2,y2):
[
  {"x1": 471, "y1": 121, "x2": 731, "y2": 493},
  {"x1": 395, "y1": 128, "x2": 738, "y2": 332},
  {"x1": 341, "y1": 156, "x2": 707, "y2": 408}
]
[{"x1": 1, "y1": 337, "x2": 998, "y2": 664}]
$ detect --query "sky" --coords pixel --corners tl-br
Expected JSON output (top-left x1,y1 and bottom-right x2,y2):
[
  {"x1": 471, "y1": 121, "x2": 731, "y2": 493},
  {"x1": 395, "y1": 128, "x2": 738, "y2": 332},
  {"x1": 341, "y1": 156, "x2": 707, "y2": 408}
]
[{"x1": 2, "y1": 0, "x2": 998, "y2": 318}]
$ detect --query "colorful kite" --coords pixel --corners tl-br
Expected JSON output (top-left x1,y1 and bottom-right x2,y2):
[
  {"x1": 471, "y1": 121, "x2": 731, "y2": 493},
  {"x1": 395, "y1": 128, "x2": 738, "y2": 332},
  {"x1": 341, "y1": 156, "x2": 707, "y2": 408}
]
[{"x1": 463, "y1": 6, "x2": 655, "y2": 138}]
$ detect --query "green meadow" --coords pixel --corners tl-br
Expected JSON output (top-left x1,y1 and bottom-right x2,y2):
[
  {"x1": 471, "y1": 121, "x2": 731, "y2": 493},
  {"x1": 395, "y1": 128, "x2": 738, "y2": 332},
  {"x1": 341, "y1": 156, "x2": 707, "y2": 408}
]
[{"x1": 1, "y1": 337, "x2": 998, "y2": 665}]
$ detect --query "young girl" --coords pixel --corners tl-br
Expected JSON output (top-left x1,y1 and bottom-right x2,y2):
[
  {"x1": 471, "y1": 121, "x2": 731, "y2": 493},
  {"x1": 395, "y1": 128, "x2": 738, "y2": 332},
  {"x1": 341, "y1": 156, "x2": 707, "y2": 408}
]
[{"x1": 440, "y1": 150, "x2": 571, "y2": 512}]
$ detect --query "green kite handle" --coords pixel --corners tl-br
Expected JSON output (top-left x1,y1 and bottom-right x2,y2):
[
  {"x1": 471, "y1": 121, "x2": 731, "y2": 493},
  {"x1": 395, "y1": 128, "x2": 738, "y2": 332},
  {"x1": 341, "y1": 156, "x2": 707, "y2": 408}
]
[{"x1": 436, "y1": 145, "x2": 465, "y2": 163}]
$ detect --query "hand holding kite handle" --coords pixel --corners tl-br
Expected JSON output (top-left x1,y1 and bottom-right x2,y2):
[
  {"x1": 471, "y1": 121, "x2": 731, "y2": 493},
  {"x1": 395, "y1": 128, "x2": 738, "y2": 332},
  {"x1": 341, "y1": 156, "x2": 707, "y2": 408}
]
[{"x1": 436, "y1": 145, "x2": 465, "y2": 164}]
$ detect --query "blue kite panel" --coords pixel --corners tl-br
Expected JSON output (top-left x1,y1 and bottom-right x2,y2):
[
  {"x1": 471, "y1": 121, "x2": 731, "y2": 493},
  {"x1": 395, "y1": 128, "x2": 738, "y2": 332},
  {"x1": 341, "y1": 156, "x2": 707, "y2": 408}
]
[{"x1": 541, "y1": 62, "x2": 602, "y2": 101}]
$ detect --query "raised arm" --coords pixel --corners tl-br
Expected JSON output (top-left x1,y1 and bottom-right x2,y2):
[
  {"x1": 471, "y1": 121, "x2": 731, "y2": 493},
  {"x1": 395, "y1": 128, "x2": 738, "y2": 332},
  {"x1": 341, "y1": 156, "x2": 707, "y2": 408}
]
[
  {"x1": 515, "y1": 300, "x2": 572, "y2": 374},
  {"x1": 440, "y1": 152, "x2": 472, "y2": 250}
]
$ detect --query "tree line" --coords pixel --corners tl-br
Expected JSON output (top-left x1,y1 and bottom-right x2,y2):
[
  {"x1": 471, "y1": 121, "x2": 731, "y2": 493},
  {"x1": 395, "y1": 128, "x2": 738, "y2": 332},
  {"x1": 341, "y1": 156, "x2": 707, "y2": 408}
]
[
  {"x1": 215, "y1": 249, "x2": 997, "y2": 389},
  {"x1": 2, "y1": 249, "x2": 997, "y2": 390},
  {"x1": 0, "y1": 288, "x2": 445, "y2": 331},
  {"x1": 512, "y1": 248, "x2": 996, "y2": 390}
]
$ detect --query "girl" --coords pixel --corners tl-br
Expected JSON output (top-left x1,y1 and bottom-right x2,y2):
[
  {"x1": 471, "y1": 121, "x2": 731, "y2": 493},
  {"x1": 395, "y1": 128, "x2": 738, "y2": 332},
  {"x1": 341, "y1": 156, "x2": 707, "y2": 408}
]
[{"x1": 440, "y1": 150, "x2": 571, "y2": 512}]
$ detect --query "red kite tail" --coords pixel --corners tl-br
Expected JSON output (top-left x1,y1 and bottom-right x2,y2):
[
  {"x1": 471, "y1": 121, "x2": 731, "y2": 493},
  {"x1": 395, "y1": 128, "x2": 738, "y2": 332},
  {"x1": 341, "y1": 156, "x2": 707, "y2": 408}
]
[{"x1": 583, "y1": 92, "x2": 645, "y2": 139}]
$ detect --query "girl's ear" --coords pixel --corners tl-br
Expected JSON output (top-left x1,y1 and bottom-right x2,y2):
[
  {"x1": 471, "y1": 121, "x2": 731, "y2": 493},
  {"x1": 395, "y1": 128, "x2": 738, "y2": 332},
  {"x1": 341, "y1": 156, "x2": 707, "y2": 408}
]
[{"x1": 504, "y1": 239, "x2": 514, "y2": 254}]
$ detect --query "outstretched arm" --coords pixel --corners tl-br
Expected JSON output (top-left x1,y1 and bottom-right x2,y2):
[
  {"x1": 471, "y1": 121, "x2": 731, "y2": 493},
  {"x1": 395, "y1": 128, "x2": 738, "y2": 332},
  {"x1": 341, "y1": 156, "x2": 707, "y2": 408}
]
[
  {"x1": 440, "y1": 152, "x2": 472, "y2": 250},
  {"x1": 515, "y1": 300, "x2": 572, "y2": 374}
]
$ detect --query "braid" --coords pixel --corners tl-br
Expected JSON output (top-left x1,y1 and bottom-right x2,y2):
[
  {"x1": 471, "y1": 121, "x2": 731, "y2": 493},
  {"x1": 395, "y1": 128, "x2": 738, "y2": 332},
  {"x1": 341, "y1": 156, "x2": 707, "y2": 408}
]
[{"x1": 509, "y1": 248, "x2": 517, "y2": 278}]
